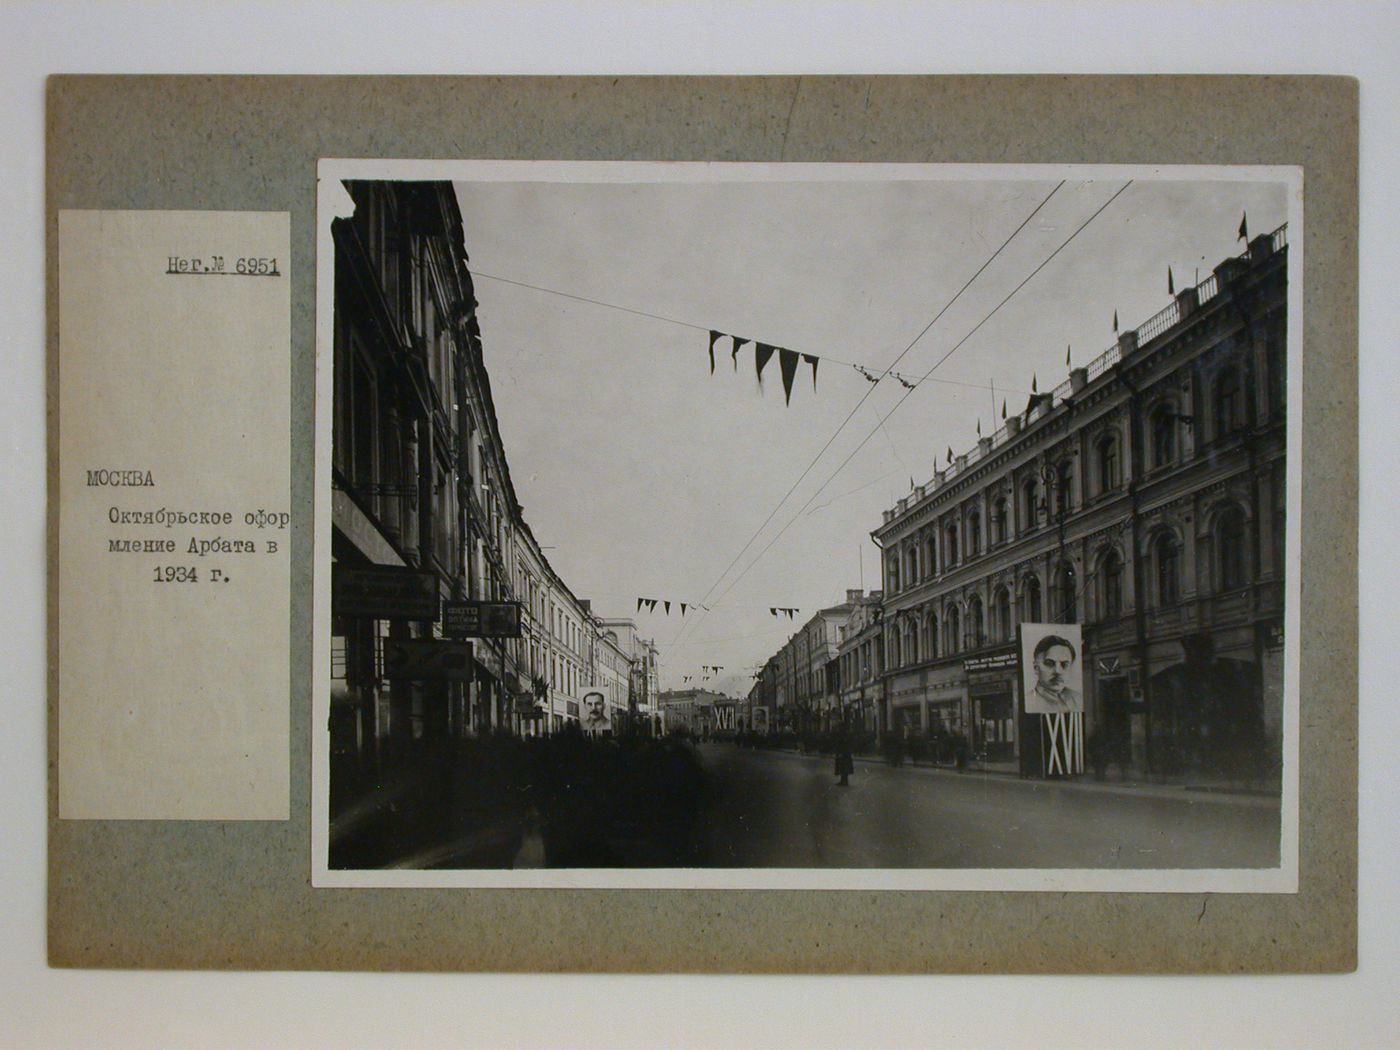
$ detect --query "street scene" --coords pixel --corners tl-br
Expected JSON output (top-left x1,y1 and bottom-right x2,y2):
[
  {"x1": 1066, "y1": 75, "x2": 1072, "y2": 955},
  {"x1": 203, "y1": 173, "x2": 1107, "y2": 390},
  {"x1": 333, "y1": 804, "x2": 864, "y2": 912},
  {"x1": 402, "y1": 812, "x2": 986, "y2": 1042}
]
[{"x1": 324, "y1": 166, "x2": 1291, "y2": 873}]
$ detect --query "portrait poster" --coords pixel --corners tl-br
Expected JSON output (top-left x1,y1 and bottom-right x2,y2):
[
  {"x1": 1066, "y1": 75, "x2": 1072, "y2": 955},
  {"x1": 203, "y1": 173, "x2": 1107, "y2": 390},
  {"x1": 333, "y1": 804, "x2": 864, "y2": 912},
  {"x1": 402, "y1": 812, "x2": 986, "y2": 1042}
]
[{"x1": 1020, "y1": 623, "x2": 1086, "y2": 714}]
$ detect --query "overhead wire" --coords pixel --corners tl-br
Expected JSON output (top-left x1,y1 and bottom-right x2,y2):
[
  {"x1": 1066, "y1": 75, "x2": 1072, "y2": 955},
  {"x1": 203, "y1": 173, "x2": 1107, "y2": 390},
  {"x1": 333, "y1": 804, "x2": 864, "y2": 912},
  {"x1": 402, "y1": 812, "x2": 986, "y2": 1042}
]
[
  {"x1": 696, "y1": 180, "x2": 1136, "y2": 623},
  {"x1": 666, "y1": 181, "x2": 1069, "y2": 654},
  {"x1": 470, "y1": 270, "x2": 1034, "y2": 396}
]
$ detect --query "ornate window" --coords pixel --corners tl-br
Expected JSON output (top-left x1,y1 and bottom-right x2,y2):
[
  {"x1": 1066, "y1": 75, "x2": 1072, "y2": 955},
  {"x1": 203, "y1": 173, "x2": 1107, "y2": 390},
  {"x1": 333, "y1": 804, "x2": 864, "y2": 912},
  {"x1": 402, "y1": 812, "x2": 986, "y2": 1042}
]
[
  {"x1": 944, "y1": 520, "x2": 960, "y2": 565},
  {"x1": 992, "y1": 498, "x2": 1009, "y2": 545},
  {"x1": 1097, "y1": 434, "x2": 1119, "y2": 493},
  {"x1": 1055, "y1": 459, "x2": 1074, "y2": 516},
  {"x1": 1055, "y1": 561, "x2": 1078, "y2": 622},
  {"x1": 944, "y1": 605, "x2": 961, "y2": 654},
  {"x1": 1022, "y1": 575, "x2": 1043, "y2": 623},
  {"x1": 1101, "y1": 549, "x2": 1124, "y2": 619},
  {"x1": 1155, "y1": 532, "x2": 1181, "y2": 606},
  {"x1": 1021, "y1": 476, "x2": 1039, "y2": 532},
  {"x1": 993, "y1": 586, "x2": 1012, "y2": 640},
  {"x1": 1150, "y1": 403, "x2": 1178, "y2": 468},
  {"x1": 967, "y1": 509, "x2": 982, "y2": 557},
  {"x1": 1217, "y1": 506, "x2": 1248, "y2": 590},
  {"x1": 966, "y1": 595, "x2": 985, "y2": 648},
  {"x1": 1215, "y1": 364, "x2": 1246, "y2": 437}
]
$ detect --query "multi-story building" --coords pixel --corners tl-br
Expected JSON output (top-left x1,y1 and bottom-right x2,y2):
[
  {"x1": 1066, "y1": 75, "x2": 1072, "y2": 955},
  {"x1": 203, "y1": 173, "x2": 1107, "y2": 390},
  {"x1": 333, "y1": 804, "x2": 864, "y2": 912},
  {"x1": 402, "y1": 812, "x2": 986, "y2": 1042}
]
[
  {"x1": 656, "y1": 688, "x2": 728, "y2": 736},
  {"x1": 835, "y1": 590, "x2": 885, "y2": 735},
  {"x1": 329, "y1": 180, "x2": 480, "y2": 762},
  {"x1": 329, "y1": 179, "x2": 649, "y2": 760},
  {"x1": 756, "y1": 597, "x2": 861, "y2": 734},
  {"x1": 871, "y1": 228, "x2": 1288, "y2": 780}
]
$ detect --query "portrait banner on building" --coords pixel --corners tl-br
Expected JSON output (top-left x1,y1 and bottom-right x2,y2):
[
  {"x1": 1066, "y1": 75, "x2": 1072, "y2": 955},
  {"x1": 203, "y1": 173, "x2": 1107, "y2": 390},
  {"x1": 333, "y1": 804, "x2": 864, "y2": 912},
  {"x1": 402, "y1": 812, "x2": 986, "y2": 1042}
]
[{"x1": 1019, "y1": 623, "x2": 1085, "y2": 715}]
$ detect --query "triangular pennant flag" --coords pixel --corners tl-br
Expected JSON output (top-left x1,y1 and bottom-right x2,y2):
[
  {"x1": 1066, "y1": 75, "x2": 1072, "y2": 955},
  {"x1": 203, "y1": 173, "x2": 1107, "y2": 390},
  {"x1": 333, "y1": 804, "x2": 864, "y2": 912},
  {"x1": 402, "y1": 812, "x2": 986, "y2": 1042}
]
[
  {"x1": 1167, "y1": 266, "x2": 1175, "y2": 296},
  {"x1": 1112, "y1": 310, "x2": 1119, "y2": 333},
  {"x1": 708, "y1": 330, "x2": 722, "y2": 375},
  {"x1": 1066, "y1": 344, "x2": 1072, "y2": 367},
  {"x1": 755, "y1": 343, "x2": 776, "y2": 389},
  {"x1": 1001, "y1": 398, "x2": 1007, "y2": 420},
  {"x1": 946, "y1": 446, "x2": 953, "y2": 464},
  {"x1": 778, "y1": 347, "x2": 800, "y2": 406},
  {"x1": 664, "y1": 601, "x2": 671, "y2": 615},
  {"x1": 976, "y1": 419, "x2": 982, "y2": 437},
  {"x1": 637, "y1": 597, "x2": 644, "y2": 612},
  {"x1": 1238, "y1": 211, "x2": 1249, "y2": 242},
  {"x1": 647, "y1": 599, "x2": 658, "y2": 612},
  {"x1": 802, "y1": 353, "x2": 819, "y2": 390},
  {"x1": 1032, "y1": 373, "x2": 1038, "y2": 393},
  {"x1": 732, "y1": 336, "x2": 747, "y2": 371},
  {"x1": 786, "y1": 609, "x2": 795, "y2": 620},
  {"x1": 680, "y1": 603, "x2": 688, "y2": 616},
  {"x1": 770, "y1": 607, "x2": 778, "y2": 617},
  {"x1": 910, "y1": 476, "x2": 916, "y2": 490}
]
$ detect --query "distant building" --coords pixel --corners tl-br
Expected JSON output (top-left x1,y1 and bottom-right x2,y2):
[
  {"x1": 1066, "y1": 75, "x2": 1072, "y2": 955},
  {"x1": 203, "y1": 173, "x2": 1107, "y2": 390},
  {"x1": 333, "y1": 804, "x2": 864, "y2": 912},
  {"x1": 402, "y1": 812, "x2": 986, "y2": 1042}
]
[{"x1": 871, "y1": 228, "x2": 1288, "y2": 779}]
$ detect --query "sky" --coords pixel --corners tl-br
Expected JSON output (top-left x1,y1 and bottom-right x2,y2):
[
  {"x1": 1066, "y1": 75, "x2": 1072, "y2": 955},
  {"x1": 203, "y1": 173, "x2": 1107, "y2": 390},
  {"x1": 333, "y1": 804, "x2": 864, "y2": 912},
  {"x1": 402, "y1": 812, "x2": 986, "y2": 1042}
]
[{"x1": 453, "y1": 168, "x2": 1291, "y2": 696}]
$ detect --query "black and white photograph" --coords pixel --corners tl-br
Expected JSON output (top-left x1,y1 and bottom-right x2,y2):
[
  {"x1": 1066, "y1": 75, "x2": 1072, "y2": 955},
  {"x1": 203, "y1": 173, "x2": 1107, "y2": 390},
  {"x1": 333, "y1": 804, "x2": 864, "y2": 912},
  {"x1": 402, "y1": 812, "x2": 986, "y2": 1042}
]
[{"x1": 314, "y1": 162, "x2": 1299, "y2": 890}]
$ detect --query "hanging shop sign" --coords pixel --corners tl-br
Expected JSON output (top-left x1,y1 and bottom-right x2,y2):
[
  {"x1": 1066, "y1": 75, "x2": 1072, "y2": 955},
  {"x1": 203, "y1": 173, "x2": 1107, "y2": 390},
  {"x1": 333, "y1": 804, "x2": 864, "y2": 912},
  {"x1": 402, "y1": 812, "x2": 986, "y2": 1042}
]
[
  {"x1": 333, "y1": 565, "x2": 440, "y2": 621},
  {"x1": 442, "y1": 599, "x2": 522, "y2": 639}
]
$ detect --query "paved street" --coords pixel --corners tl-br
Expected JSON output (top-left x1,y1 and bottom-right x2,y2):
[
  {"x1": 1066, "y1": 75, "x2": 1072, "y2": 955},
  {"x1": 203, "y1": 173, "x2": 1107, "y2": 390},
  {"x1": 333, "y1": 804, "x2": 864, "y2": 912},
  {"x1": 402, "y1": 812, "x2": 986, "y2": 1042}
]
[{"x1": 697, "y1": 742, "x2": 1280, "y2": 869}]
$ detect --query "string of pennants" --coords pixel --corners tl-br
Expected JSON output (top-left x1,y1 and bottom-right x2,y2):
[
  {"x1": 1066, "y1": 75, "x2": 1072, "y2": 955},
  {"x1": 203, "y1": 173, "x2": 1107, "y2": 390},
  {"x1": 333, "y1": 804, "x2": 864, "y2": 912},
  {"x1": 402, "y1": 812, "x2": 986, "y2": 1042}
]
[
  {"x1": 707, "y1": 330, "x2": 928, "y2": 406},
  {"x1": 682, "y1": 665, "x2": 727, "y2": 685},
  {"x1": 635, "y1": 597, "x2": 799, "y2": 618},
  {"x1": 636, "y1": 597, "x2": 706, "y2": 616}
]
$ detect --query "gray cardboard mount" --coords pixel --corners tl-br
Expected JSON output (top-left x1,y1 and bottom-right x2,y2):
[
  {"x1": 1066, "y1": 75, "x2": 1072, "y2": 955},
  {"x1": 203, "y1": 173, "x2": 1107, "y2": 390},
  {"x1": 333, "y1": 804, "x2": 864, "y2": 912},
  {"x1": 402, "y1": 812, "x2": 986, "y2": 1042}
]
[{"x1": 47, "y1": 75, "x2": 1357, "y2": 972}]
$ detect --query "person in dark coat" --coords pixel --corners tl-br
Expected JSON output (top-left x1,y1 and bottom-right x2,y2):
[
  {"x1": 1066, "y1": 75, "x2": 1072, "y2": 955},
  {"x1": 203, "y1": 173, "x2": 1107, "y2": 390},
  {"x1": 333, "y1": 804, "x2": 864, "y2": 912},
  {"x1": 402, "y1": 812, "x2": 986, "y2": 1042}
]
[{"x1": 834, "y1": 716, "x2": 855, "y2": 786}]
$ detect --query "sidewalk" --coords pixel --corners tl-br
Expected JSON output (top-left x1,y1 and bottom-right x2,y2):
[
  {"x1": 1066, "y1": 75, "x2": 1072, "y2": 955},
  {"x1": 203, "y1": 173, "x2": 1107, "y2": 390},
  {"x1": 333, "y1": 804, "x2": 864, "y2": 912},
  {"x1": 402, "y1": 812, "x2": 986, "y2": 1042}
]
[{"x1": 744, "y1": 744, "x2": 1281, "y2": 808}]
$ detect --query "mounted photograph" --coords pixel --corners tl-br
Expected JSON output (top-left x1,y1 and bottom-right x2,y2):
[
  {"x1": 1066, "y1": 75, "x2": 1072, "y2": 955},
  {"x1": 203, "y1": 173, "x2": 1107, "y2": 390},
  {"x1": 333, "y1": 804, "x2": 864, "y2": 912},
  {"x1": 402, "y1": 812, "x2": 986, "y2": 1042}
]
[{"x1": 312, "y1": 161, "x2": 1301, "y2": 891}]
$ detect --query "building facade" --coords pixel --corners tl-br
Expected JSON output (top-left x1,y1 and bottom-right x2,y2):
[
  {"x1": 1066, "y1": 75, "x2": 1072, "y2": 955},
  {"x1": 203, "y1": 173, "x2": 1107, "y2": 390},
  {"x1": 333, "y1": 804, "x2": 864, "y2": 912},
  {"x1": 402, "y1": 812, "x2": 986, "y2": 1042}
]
[
  {"x1": 329, "y1": 180, "x2": 650, "y2": 770},
  {"x1": 835, "y1": 590, "x2": 885, "y2": 735},
  {"x1": 871, "y1": 229, "x2": 1288, "y2": 780}
]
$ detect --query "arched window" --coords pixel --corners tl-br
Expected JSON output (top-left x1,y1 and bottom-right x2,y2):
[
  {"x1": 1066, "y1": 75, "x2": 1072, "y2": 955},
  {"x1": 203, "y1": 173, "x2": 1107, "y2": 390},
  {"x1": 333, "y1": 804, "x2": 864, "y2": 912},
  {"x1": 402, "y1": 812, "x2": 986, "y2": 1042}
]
[
  {"x1": 992, "y1": 498, "x2": 1009, "y2": 545},
  {"x1": 1022, "y1": 477, "x2": 1039, "y2": 532},
  {"x1": 1151, "y1": 404, "x2": 1178, "y2": 468},
  {"x1": 1100, "y1": 549, "x2": 1124, "y2": 619},
  {"x1": 944, "y1": 605, "x2": 961, "y2": 654},
  {"x1": 1097, "y1": 435, "x2": 1119, "y2": 494},
  {"x1": 993, "y1": 586, "x2": 1012, "y2": 640},
  {"x1": 967, "y1": 510, "x2": 982, "y2": 557},
  {"x1": 1155, "y1": 532, "x2": 1181, "y2": 606},
  {"x1": 922, "y1": 612, "x2": 938, "y2": 660},
  {"x1": 1055, "y1": 459, "x2": 1074, "y2": 516},
  {"x1": 1056, "y1": 561, "x2": 1077, "y2": 622},
  {"x1": 904, "y1": 546, "x2": 918, "y2": 587},
  {"x1": 904, "y1": 618, "x2": 918, "y2": 665},
  {"x1": 1215, "y1": 365, "x2": 1245, "y2": 437},
  {"x1": 1217, "y1": 506, "x2": 1248, "y2": 590},
  {"x1": 924, "y1": 532, "x2": 938, "y2": 578},
  {"x1": 966, "y1": 595, "x2": 985, "y2": 648},
  {"x1": 887, "y1": 630, "x2": 901, "y2": 668},
  {"x1": 945, "y1": 520, "x2": 960, "y2": 565},
  {"x1": 886, "y1": 554, "x2": 900, "y2": 595},
  {"x1": 1022, "y1": 576, "x2": 1043, "y2": 623}
]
